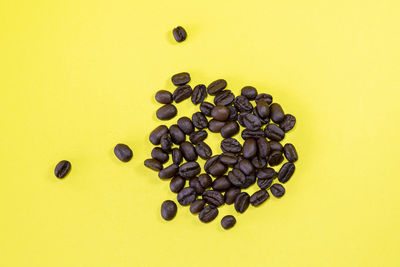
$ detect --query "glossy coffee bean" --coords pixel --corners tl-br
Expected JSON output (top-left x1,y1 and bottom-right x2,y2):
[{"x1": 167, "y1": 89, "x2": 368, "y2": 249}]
[
  {"x1": 171, "y1": 148, "x2": 183, "y2": 165},
  {"x1": 257, "y1": 167, "x2": 276, "y2": 179},
  {"x1": 283, "y1": 143, "x2": 298, "y2": 162},
  {"x1": 264, "y1": 124, "x2": 285, "y2": 141},
  {"x1": 234, "y1": 96, "x2": 253, "y2": 112},
  {"x1": 189, "y1": 130, "x2": 208, "y2": 144},
  {"x1": 54, "y1": 160, "x2": 71, "y2": 178},
  {"x1": 190, "y1": 177, "x2": 205, "y2": 194},
  {"x1": 241, "y1": 129, "x2": 265, "y2": 139},
  {"x1": 270, "y1": 184, "x2": 285, "y2": 197},
  {"x1": 280, "y1": 114, "x2": 296, "y2": 132},
  {"x1": 191, "y1": 84, "x2": 207, "y2": 105},
  {"x1": 199, "y1": 101, "x2": 214, "y2": 117},
  {"x1": 243, "y1": 113, "x2": 262, "y2": 130},
  {"x1": 199, "y1": 205, "x2": 218, "y2": 223},
  {"x1": 195, "y1": 142, "x2": 212, "y2": 160},
  {"x1": 212, "y1": 176, "x2": 232, "y2": 191},
  {"x1": 169, "y1": 124, "x2": 186, "y2": 144},
  {"x1": 207, "y1": 79, "x2": 227, "y2": 95},
  {"x1": 224, "y1": 187, "x2": 241, "y2": 205},
  {"x1": 204, "y1": 156, "x2": 219, "y2": 172},
  {"x1": 228, "y1": 169, "x2": 246, "y2": 187},
  {"x1": 235, "y1": 192, "x2": 250, "y2": 213},
  {"x1": 160, "y1": 133, "x2": 172, "y2": 152},
  {"x1": 202, "y1": 190, "x2": 224, "y2": 207},
  {"x1": 149, "y1": 125, "x2": 168, "y2": 145},
  {"x1": 114, "y1": 144, "x2": 133, "y2": 162},
  {"x1": 241, "y1": 86, "x2": 258, "y2": 100},
  {"x1": 227, "y1": 106, "x2": 238, "y2": 121},
  {"x1": 151, "y1": 147, "x2": 169, "y2": 163},
  {"x1": 172, "y1": 26, "x2": 187, "y2": 42},
  {"x1": 190, "y1": 199, "x2": 206, "y2": 214},
  {"x1": 208, "y1": 119, "x2": 226, "y2": 133},
  {"x1": 144, "y1": 158, "x2": 163, "y2": 171},
  {"x1": 177, "y1": 116, "x2": 194, "y2": 135},
  {"x1": 250, "y1": 190, "x2": 269, "y2": 206},
  {"x1": 208, "y1": 161, "x2": 227, "y2": 177},
  {"x1": 256, "y1": 100, "x2": 270, "y2": 118},
  {"x1": 257, "y1": 138, "x2": 270, "y2": 158},
  {"x1": 278, "y1": 162, "x2": 295, "y2": 183},
  {"x1": 192, "y1": 112, "x2": 209, "y2": 129},
  {"x1": 243, "y1": 138, "x2": 257, "y2": 159},
  {"x1": 177, "y1": 187, "x2": 196, "y2": 206},
  {"x1": 214, "y1": 90, "x2": 235, "y2": 106},
  {"x1": 270, "y1": 103, "x2": 285, "y2": 123},
  {"x1": 173, "y1": 85, "x2": 192, "y2": 103},
  {"x1": 158, "y1": 164, "x2": 178, "y2": 179},
  {"x1": 269, "y1": 141, "x2": 283, "y2": 152},
  {"x1": 268, "y1": 150, "x2": 284, "y2": 166},
  {"x1": 179, "y1": 162, "x2": 201, "y2": 179},
  {"x1": 221, "y1": 215, "x2": 236, "y2": 229},
  {"x1": 251, "y1": 156, "x2": 267, "y2": 169},
  {"x1": 171, "y1": 72, "x2": 190, "y2": 85},
  {"x1": 161, "y1": 200, "x2": 177, "y2": 220},
  {"x1": 198, "y1": 174, "x2": 212, "y2": 188},
  {"x1": 170, "y1": 176, "x2": 186, "y2": 193},
  {"x1": 156, "y1": 104, "x2": 177, "y2": 120},
  {"x1": 239, "y1": 159, "x2": 254, "y2": 175},
  {"x1": 155, "y1": 90, "x2": 173, "y2": 104},
  {"x1": 257, "y1": 177, "x2": 273, "y2": 190},
  {"x1": 242, "y1": 173, "x2": 256, "y2": 188},
  {"x1": 220, "y1": 121, "x2": 239, "y2": 138},
  {"x1": 221, "y1": 138, "x2": 242, "y2": 153},
  {"x1": 219, "y1": 152, "x2": 238, "y2": 166},
  {"x1": 253, "y1": 107, "x2": 270, "y2": 125},
  {"x1": 180, "y1": 141, "x2": 197, "y2": 161},
  {"x1": 255, "y1": 93, "x2": 273, "y2": 105},
  {"x1": 211, "y1": 105, "x2": 230, "y2": 121}
]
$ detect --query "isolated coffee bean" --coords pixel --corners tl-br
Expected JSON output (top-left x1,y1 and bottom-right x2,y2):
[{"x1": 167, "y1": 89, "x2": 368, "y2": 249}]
[
  {"x1": 219, "y1": 152, "x2": 238, "y2": 166},
  {"x1": 190, "y1": 177, "x2": 205, "y2": 194},
  {"x1": 255, "y1": 93, "x2": 273, "y2": 105},
  {"x1": 189, "y1": 130, "x2": 208, "y2": 144},
  {"x1": 54, "y1": 160, "x2": 71, "y2": 178},
  {"x1": 221, "y1": 138, "x2": 242, "y2": 153},
  {"x1": 278, "y1": 162, "x2": 295, "y2": 183},
  {"x1": 257, "y1": 177, "x2": 273, "y2": 190},
  {"x1": 192, "y1": 112, "x2": 209, "y2": 129},
  {"x1": 179, "y1": 162, "x2": 201, "y2": 179},
  {"x1": 190, "y1": 199, "x2": 206, "y2": 214},
  {"x1": 177, "y1": 187, "x2": 196, "y2": 206},
  {"x1": 227, "y1": 106, "x2": 238, "y2": 121},
  {"x1": 224, "y1": 187, "x2": 241, "y2": 204},
  {"x1": 239, "y1": 159, "x2": 254, "y2": 175},
  {"x1": 198, "y1": 174, "x2": 212, "y2": 188},
  {"x1": 256, "y1": 100, "x2": 270, "y2": 118},
  {"x1": 151, "y1": 147, "x2": 169, "y2": 163},
  {"x1": 199, "y1": 205, "x2": 218, "y2": 223},
  {"x1": 243, "y1": 113, "x2": 262, "y2": 130},
  {"x1": 268, "y1": 150, "x2": 284, "y2": 166},
  {"x1": 144, "y1": 158, "x2": 163, "y2": 171},
  {"x1": 242, "y1": 173, "x2": 256, "y2": 189},
  {"x1": 170, "y1": 176, "x2": 186, "y2": 193},
  {"x1": 257, "y1": 138, "x2": 270, "y2": 158},
  {"x1": 172, "y1": 26, "x2": 187, "y2": 42},
  {"x1": 160, "y1": 134, "x2": 172, "y2": 152},
  {"x1": 257, "y1": 167, "x2": 276, "y2": 179},
  {"x1": 283, "y1": 143, "x2": 298, "y2": 162},
  {"x1": 191, "y1": 84, "x2": 207, "y2": 105},
  {"x1": 241, "y1": 86, "x2": 258, "y2": 100},
  {"x1": 221, "y1": 215, "x2": 236, "y2": 229},
  {"x1": 149, "y1": 125, "x2": 168, "y2": 145},
  {"x1": 195, "y1": 142, "x2": 212, "y2": 160},
  {"x1": 208, "y1": 119, "x2": 226, "y2": 133},
  {"x1": 264, "y1": 124, "x2": 285, "y2": 141},
  {"x1": 171, "y1": 148, "x2": 183, "y2": 165},
  {"x1": 280, "y1": 114, "x2": 296, "y2": 132},
  {"x1": 220, "y1": 121, "x2": 239, "y2": 138},
  {"x1": 158, "y1": 164, "x2": 178, "y2": 179},
  {"x1": 156, "y1": 104, "x2": 177, "y2": 120},
  {"x1": 243, "y1": 138, "x2": 257, "y2": 159},
  {"x1": 250, "y1": 190, "x2": 269, "y2": 206},
  {"x1": 214, "y1": 90, "x2": 235, "y2": 106},
  {"x1": 173, "y1": 85, "x2": 192, "y2": 103},
  {"x1": 270, "y1": 103, "x2": 285, "y2": 123},
  {"x1": 228, "y1": 169, "x2": 246, "y2": 187},
  {"x1": 161, "y1": 200, "x2": 177, "y2": 220},
  {"x1": 234, "y1": 96, "x2": 253, "y2": 112},
  {"x1": 171, "y1": 72, "x2": 190, "y2": 85},
  {"x1": 251, "y1": 156, "x2": 267, "y2": 169},
  {"x1": 212, "y1": 176, "x2": 232, "y2": 191},
  {"x1": 180, "y1": 141, "x2": 197, "y2": 161},
  {"x1": 169, "y1": 124, "x2": 186, "y2": 144},
  {"x1": 235, "y1": 192, "x2": 250, "y2": 213},
  {"x1": 200, "y1": 102, "x2": 214, "y2": 117},
  {"x1": 211, "y1": 105, "x2": 230, "y2": 121},
  {"x1": 202, "y1": 190, "x2": 224, "y2": 207},
  {"x1": 241, "y1": 129, "x2": 265, "y2": 139},
  {"x1": 207, "y1": 79, "x2": 227, "y2": 95},
  {"x1": 155, "y1": 90, "x2": 173, "y2": 104},
  {"x1": 269, "y1": 141, "x2": 283, "y2": 152},
  {"x1": 270, "y1": 184, "x2": 285, "y2": 197},
  {"x1": 114, "y1": 144, "x2": 133, "y2": 162}
]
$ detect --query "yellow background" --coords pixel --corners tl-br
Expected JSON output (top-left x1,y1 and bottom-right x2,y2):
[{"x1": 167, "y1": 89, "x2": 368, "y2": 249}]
[{"x1": 1, "y1": 0, "x2": 400, "y2": 266}]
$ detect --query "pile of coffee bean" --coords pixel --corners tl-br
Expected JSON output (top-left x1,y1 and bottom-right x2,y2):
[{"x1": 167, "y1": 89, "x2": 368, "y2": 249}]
[{"x1": 145, "y1": 72, "x2": 298, "y2": 229}]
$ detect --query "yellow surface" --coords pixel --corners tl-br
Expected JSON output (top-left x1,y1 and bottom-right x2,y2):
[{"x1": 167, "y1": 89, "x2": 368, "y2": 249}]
[{"x1": 1, "y1": 0, "x2": 400, "y2": 266}]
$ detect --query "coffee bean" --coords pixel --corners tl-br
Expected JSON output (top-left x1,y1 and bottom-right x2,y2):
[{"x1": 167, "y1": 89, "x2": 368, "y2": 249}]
[
  {"x1": 241, "y1": 86, "x2": 258, "y2": 100},
  {"x1": 200, "y1": 102, "x2": 214, "y2": 117},
  {"x1": 192, "y1": 112, "x2": 209, "y2": 129},
  {"x1": 158, "y1": 164, "x2": 178, "y2": 179},
  {"x1": 256, "y1": 100, "x2": 270, "y2": 118},
  {"x1": 239, "y1": 159, "x2": 254, "y2": 175},
  {"x1": 212, "y1": 176, "x2": 232, "y2": 191},
  {"x1": 270, "y1": 184, "x2": 285, "y2": 197},
  {"x1": 114, "y1": 144, "x2": 133, "y2": 162},
  {"x1": 169, "y1": 124, "x2": 186, "y2": 144},
  {"x1": 155, "y1": 90, "x2": 173, "y2": 104},
  {"x1": 227, "y1": 106, "x2": 238, "y2": 121},
  {"x1": 214, "y1": 90, "x2": 234, "y2": 106},
  {"x1": 160, "y1": 133, "x2": 172, "y2": 152},
  {"x1": 241, "y1": 129, "x2": 265, "y2": 139},
  {"x1": 199, "y1": 205, "x2": 218, "y2": 223},
  {"x1": 170, "y1": 176, "x2": 186, "y2": 193},
  {"x1": 243, "y1": 113, "x2": 262, "y2": 130},
  {"x1": 228, "y1": 169, "x2": 246, "y2": 187},
  {"x1": 278, "y1": 162, "x2": 295, "y2": 183},
  {"x1": 149, "y1": 125, "x2": 168, "y2": 145},
  {"x1": 180, "y1": 141, "x2": 197, "y2": 161},
  {"x1": 144, "y1": 158, "x2": 163, "y2": 171},
  {"x1": 280, "y1": 114, "x2": 296, "y2": 132},
  {"x1": 268, "y1": 150, "x2": 284, "y2": 166},
  {"x1": 219, "y1": 152, "x2": 238, "y2": 166},
  {"x1": 221, "y1": 138, "x2": 242, "y2": 153},
  {"x1": 179, "y1": 162, "x2": 201, "y2": 179},
  {"x1": 269, "y1": 141, "x2": 283, "y2": 152},
  {"x1": 151, "y1": 147, "x2": 169, "y2": 163},
  {"x1": 251, "y1": 156, "x2": 267, "y2": 169},
  {"x1": 270, "y1": 103, "x2": 285, "y2": 123},
  {"x1": 264, "y1": 124, "x2": 285, "y2": 141},
  {"x1": 177, "y1": 116, "x2": 194, "y2": 135},
  {"x1": 195, "y1": 142, "x2": 212, "y2": 160},
  {"x1": 198, "y1": 174, "x2": 212, "y2": 188},
  {"x1": 207, "y1": 79, "x2": 227, "y2": 95},
  {"x1": 172, "y1": 26, "x2": 187, "y2": 42},
  {"x1": 211, "y1": 105, "x2": 230, "y2": 121},
  {"x1": 208, "y1": 161, "x2": 227, "y2": 177},
  {"x1": 208, "y1": 119, "x2": 226, "y2": 133},
  {"x1": 171, "y1": 148, "x2": 183, "y2": 165},
  {"x1": 257, "y1": 167, "x2": 276, "y2": 179},
  {"x1": 204, "y1": 156, "x2": 219, "y2": 172},
  {"x1": 202, "y1": 190, "x2": 224, "y2": 207},
  {"x1": 173, "y1": 85, "x2": 192, "y2": 103},
  {"x1": 161, "y1": 200, "x2": 177, "y2": 220},
  {"x1": 54, "y1": 160, "x2": 71, "y2": 178},
  {"x1": 177, "y1": 187, "x2": 196, "y2": 205},
  {"x1": 257, "y1": 138, "x2": 270, "y2": 158},
  {"x1": 283, "y1": 143, "x2": 298, "y2": 162},
  {"x1": 250, "y1": 190, "x2": 269, "y2": 206},
  {"x1": 237, "y1": 112, "x2": 249, "y2": 127},
  {"x1": 189, "y1": 130, "x2": 208, "y2": 144},
  {"x1": 171, "y1": 72, "x2": 190, "y2": 86},
  {"x1": 156, "y1": 104, "x2": 177, "y2": 120},
  {"x1": 234, "y1": 95, "x2": 253, "y2": 112},
  {"x1": 190, "y1": 177, "x2": 205, "y2": 194},
  {"x1": 224, "y1": 187, "x2": 241, "y2": 205},
  {"x1": 233, "y1": 155, "x2": 244, "y2": 169},
  {"x1": 243, "y1": 138, "x2": 257, "y2": 159},
  {"x1": 191, "y1": 84, "x2": 207, "y2": 105},
  {"x1": 221, "y1": 215, "x2": 236, "y2": 229},
  {"x1": 257, "y1": 177, "x2": 273, "y2": 190},
  {"x1": 220, "y1": 121, "x2": 239, "y2": 138},
  {"x1": 242, "y1": 173, "x2": 256, "y2": 188},
  {"x1": 190, "y1": 199, "x2": 206, "y2": 214},
  {"x1": 255, "y1": 93, "x2": 273, "y2": 105},
  {"x1": 234, "y1": 192, "x2": 250, "y2": 213},
  {"x1": 253, "y1": 107, "x2": 270, "y2": 125}
]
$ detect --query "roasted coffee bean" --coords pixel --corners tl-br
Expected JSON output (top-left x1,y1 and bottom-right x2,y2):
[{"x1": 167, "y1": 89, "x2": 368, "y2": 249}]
[
  {"x1": 233, "y1": 155, "x2": 244, "y2": 169},
  {"x1": 172, "y1": 26, "x2": 187, "y2": 42},
  {"x1": 264, "y1": 124, "x2": 285, "y2": 141},
  {"x1": 173, "y1": 85, "x2": 192, "y2": 103},
  {"x1": 242, "y1": 173, "x2": 256, "y2": 188},
  {"x1": 200, "y1": 102, "x2": 214, "y2": 117},
  {"x1": 283, "y1": 143, "x2": 298, "y2": 162},
  {"x1": 270, "y1": 184, "x2": 285, "y2": 197},
  {"x1": 171, "y1": 72, "x2": 190, "y2": 85},
  {"x1": 221, "y1": 215, "x2": 236, "y2": 229},
  {"x1": 199, "y1": 205, "x2": 218, "y2": 223},
  {"x1": 234, "y1": 96, "x2": 253, "y2": 112},
  {"x1": 270, "y1": 103, "x2": 285, "y2": 123},
  {"x1": 170, "y1": 176, "x2": 186, "y2": 193},
  {"x1": 144, "y1": 158, "x2": 163, "y2": 171},
  {"x1": 149, "y1": 125, "x2": 169, "y2": 145},
  {"x1": 189, "y1": 130, "x2": 208, "y2": 144},
  {"x1": 243, "y1": 113, "x2": 262, "y2": 130},
  {"x1": 191, "y1": 84, "x2": 207, "y2": 105},
  {"x1": 158, "y1": 164, "x2": 178, "y2": 179},
  {"x1": 219, "y1": 152, "x2": 238, "y2": 166},
  {"x1": 180, "y1": 141, "x2": 197, "y2": 161},
  {"x1": 198, "y1": 174, "x2": 212, "y2": 188},
  {"x1": 257, "y1": 138, "x2": 270, "y2": 158},
  {"x1": 268, "y1": 150, "x2": 284, "y2": 166},
  {"x1": 204, "y1": 156, "x2": 219, "y2": 172},
  {"x1": 195, "y1": 142, "x2": 212, "y2": 160},
  {"x1": 161, "y1": 200, "x2": 177, "y2": 220},
  {"x1": 243, "y1": 138, "x2": 257, "y2": 159},
  {"x1": 241, "y1": 129, "x2": 265, "y2": 139},
  {"x1": 221, "y1": 138, "x2": 242, "y2": 153},
  {"x1": 176, "y1": 118, "x2": 193, "y2": 136},
  {"x1": 190, "y1": 199, "x2": 206, "y2": 214},
  {"x1": 171, "y1": 148, "x2": 183, "y2": 165},
  {"x1": 179, "y1": 162, "x2": 201, "y2": 179},
  {"x1": 224, "y1": 187, "x2": 241, "y2": 205},
  {"x1": 280, "y1": 114, "x2": 296, "y2": 132},
  {"x1": 211, "y1": 105, "x2": 230, "y2": 121},
  {"x1": 253, "y1": 107, "x2": 270, "y2": 125},
  {"x1": 155, "y1": 90, "x2": 173, "y2": 104},
  {"x1": 278, "y1": 162, "x2": 295, "y2": 183},
  {"x1": 250, "y1": 190, "x2": 269, "y2": 206},
  {"x1": 151, "y1": 147, "x2": 169, "y2": 163},
  {"x1": 156, "y1": 104, "x2": 177, "y2": 120},
  {"x1": 208, "y1": 162, "x2": 227, "y2": 177},
  {"x1": 202, "y1": 190, "x2": 224, "y2": 207},
  {"x1": 208, "y1": 119, "x2": 226, "y2": 133},
  {"x1": 190, "y1": 177, "x2": 205, "y2": 194},
  {"x1": 269, "y1": 141, "x2": 283, "y2": 152},
  {"x1": 192, "y1": 112, "x2": 209, "y2": 129},
  {"x1": 257, "y1": 177, "x2": 273, "y2": 190},
  {"x1": 256, "y1": 100, "x2": 270, "y2": 118},
  {"x1": 241, "y1": 86, "x2": 258, "y2": 100},
  {"x1": 207, "y1": 79, "x2": 227, "y2": 95},
  {"x1": 228, "y1": 169, "x2": 246, "y2": 187},
  {"x1": 227, "y1": 106, "x2": 238, "y2": 121},
  {"x1": 220, "y1": 121, "x2": 239, "y2": 138},
  {"x1": 239, "y1": 159, "x2": 254, "y2": 175},
  {"x1": 257, "y1": 167, "x2": 276, "y2": 179},
  {"x1": 214, "y1": 90, "x2": 235, "y2": 106},
  {"x1": 235, "y1": 192, "x2": 250, "y2": 213},
  {"x1": 169, "y1": 124, "x2": 186, "y2": 144},
  {"x1": 255, "y1": 93, "x2": 273, "y2": 105},
  {"x1": 251, "y1": 156, "x2": 267, "y2": 169},
  {"x1": 114, "y1": 144, "x2": 133, "y2": 162},
  {"x1": 177, "y1": 187, "x2": 196, "y2": 205},
  {"x1": 54, "y1": 160, "x2": 71, "y2": 178},
  {"x1": 237, "y1": 112, "x2": 249, "y2": 127},
  {"x1": 160, "y1": 134, "x2": 172, "y2": 152},
  {"x1": 212, "y1": 176, "x2": 232, "y2": 191}
]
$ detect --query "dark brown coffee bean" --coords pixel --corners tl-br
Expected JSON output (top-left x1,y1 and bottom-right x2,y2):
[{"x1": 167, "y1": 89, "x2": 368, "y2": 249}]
[
  {"x1": 239, "y1": 159, "x2": 254, "y2": 175},
  {"x1": 155, "y1": 90, "x2": 173, "y2": 104},
  {"x1": 189, "y1": 130, "x2": 208, "y2": 144},
  {"x1": 237, "y1": 112, "x2": 249, "y2": 127},
  {"x1": 198, "y1": 174, "x2": 212, "y2": 188},
  {"x1": 204, "y1": 156, "x2": 219, "y2": 172},
  {"x1": 257, "y1": 177, "x2": 273, "y2": 189},
  {"x1": 268, "y1": 150, "x2": 284, "y2": 166},
  {"x1": 179, "y1": 162, "x2": 201, "y2": 179},
  {"x1": 208, "y1": 119, "x2": 226, "y2": 133},
  {"x1": 269, "y1": 141, "x2": 283, "y2": 152},
  {"x1": 234, "y1": 96, "x2": 253, "y2": 112},
  {"x1": 242, "y1": 173, "x2": 256, "y2": 189},
  {"x1": 200, "y1": 101, "x2": 214, "y2": 117},
  {"x1": 173, "y1": 85, "x2": 192, "y2": 103},
  {"x1": 195, "y1": 142, "x2": 212, "y2": 160},
  {"x1": 202, "y1": 190, "x2": 224, "y2": 207},
  {"x1": 283, "y1": 143, "x2": 298, "y2": 162},
  {"x1": 241, "y1": 129, "x2": 265, "y2": 139},
  {"x1": 214, "y1": 90, "x2": 234, "y2": 106},
  {"x1": 149, "y1": 125, "x2": 168, "y2": 145},
  {"x1": 114, "y1": 144, "x2": 133, "y2": 162},
  {"x1": 253, "y1": 107, "x2": 270, "y2": 125},
  {"x1": 257, "y1": 138, "x2": 270, "y2": 158},
  {"x1": 171, "y1": 148, "x2": 183, "y2": 165},
  {"x1": 151, "y1": 147, "x2": 169, "y2": 163},
  {"x1": 177, "y1": 187, "x2": 196, "y2": 205},
  {"x1": 177, "y1": 116, "x2": 194, "y2": 135},
  {"x1": 160, "y1": 133, "x2": 172, "y2": 152},
  {"x1": 257, "y1": 167, "x2": 276, "y2": 179},
  {"x1": 227, "y1": 106, "x2": 238, "y2": 121},
  {"x1": 270, "y1": 103, "x2": 285, "y2": 123},
  {"x1": 170, "y1": 176, "x2": 186, "y2": 193},
  {"x1": 211, "y1": 105, "x2": 230, "y2": 121},
  {"x1": 158, "y1": 164, "x2": 178, "y2": 179},
  {"x1": 270, "y1": 184, "x2": 285, "y2": 197},
  {"x1": 54, "y1": 160, "x2": 71, "y2": 178},
  {"x1": 233, "y1": 155, "x2": 244, "y2": 169},
  {"x1": 180, "y1": 141, "x2": 197, "y2": 161},
  {"x1": 235, "y1": 192, "x2": 250, "y2": 213},
  {"x1": 192, "y1": 112, "x2": 209, "y2": 129},
  {"x1": 190, "y1": 199, "x2": 206, "y2": 214},
  {"x1": 220, "y1": 121, "x2": 239, "y2": 138},
  {"x1": 221, "y1": 138, "x2": 242, "y2": 153},
  {"x1": 243, "y1": 113, "x2": 262, "y2": 130},
  {"x1": 278, "y1": 162, "x2": 295, "y2": 183},
  {"x1": 243, "y1": 138, "x2": 257, "y2": 159},
  {"x1": 169, "y1": 124, "x2": 186, "y2": 144},
  {"x1": 264, "y1": 124, "x2": 285, "y2": 141},
  {"x1": 172, "y1": 26, "x2": 187, "y2": 42},
  {"x1": 191, "y1": 84, "x2": 207, "y2": 105},
  {"x1": 224, "y1": 187, "x2": 241, "y2": 205},
  {"x1": 156, "y1": 104, "x2": 177, "y2": 120},
  {"x1": 212, "y1": 176, "x2": 232, "y2": 191},
  {"x1": 208, "y1": 162, "x2": 228, "y2": 177},
  {"x1": 241, "y1": 86, "x2": 258, "y2": 100},
  {"x1": 161, "y1": 200, "x2": 177, "y2": 220},
  {"x1": 228, "y1": 169, "x2": 246, "y2": 187},
  {"x1": 144, "y1": 158, "x2": 163, "y2": 171},
  {"x1": 199, "y1": 205, "x2": 218, "y2": 223},
  {"x1": 219, "y1": 152, "x2": 238, "y2": 166},
  {"x1": 280, "y1": 114, "x2": 296, "y2": 132},
  {"x1": 255, "y1": 93, "x2": 273, "y2": 105},
  {"x1": 221, "y1": 215, "x2": 236, "y2": 229},
  {"x1": 190, "y1": 177, "x2": 205, "y2": 194},
  {"x1": 171, "y1": 72, "x2": 190, "y2": 86},
  {"x1": 256, "y1": 100, "x2": 270, "y2": 118},
  {"x1": 251, "y1": 156, "x2": 267, "y2": 169},
  {"x1": 207, "y1": 79, "x2": 227, "y2": 95},
  {"x1": 250, "y1": 190, "x2": 269, "y2": 206}
]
